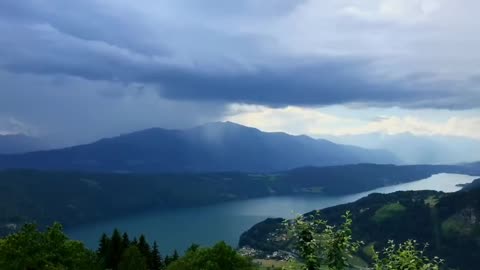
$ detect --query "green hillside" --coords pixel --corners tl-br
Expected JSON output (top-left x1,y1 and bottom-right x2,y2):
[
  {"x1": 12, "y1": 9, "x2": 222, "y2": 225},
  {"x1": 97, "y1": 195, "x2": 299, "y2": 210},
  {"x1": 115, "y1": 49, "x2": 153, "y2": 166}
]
[{"x1": 239, "y1": 182, "x2": 480, "y2": 270}]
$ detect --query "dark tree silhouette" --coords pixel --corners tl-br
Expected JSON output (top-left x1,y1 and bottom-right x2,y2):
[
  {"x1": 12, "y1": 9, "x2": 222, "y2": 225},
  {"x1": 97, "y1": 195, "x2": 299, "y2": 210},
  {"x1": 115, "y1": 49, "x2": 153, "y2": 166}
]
[{"x1": 151, "y1": 241, "x2": 164, "y2": 270}]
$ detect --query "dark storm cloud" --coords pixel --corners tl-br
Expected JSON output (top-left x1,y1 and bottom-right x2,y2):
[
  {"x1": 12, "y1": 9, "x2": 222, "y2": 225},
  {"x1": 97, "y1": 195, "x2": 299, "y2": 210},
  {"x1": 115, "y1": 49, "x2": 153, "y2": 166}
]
[
  {"x1": 0, "y1": 0, "x2": 478, "y2": 110},
  {"x1": 0, "y1": 70, "x2": 227, "y2": 146}
]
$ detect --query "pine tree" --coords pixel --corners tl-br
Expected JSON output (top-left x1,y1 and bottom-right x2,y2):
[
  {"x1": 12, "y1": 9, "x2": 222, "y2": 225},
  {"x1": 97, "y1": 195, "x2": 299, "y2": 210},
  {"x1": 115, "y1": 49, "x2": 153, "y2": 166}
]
[
  {"x1": 98, "y1": 233, "x2": 111, "y2": 255},
  {"x1": 98, "y1": 233, "x2": 112, "y2": 269},
  {"x1": 131, "y1": 237, "x2": 138, "y2": 246},
  {"x1": 118, "y1": 246, "x2": 147, "y2": 270},
  {"x1": 137, "y1": 234, "x2": 151, "y2": 267},
  {"x1": 172, "y1": 249, "x2": 179, "y2": 262},
  {"x1": 111, "y1": 228, "x2": 123, "y2": 270},
  {"x1": 151, "y1": 241, "x2": 164, "y2": 270},
  {"x1": 164, "y1": 255, "x2": 171, "y2": 266},
  {"x1": 122, "y1": 232, "x2": 130, "y2": 250}
]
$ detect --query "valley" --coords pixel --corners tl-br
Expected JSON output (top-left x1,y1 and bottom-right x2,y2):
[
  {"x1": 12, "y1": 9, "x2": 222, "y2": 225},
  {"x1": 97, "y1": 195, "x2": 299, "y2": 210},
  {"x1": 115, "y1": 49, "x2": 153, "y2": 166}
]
[
  {"x1": 1, "y1": 163, "x2": 479, "y2": 236},
  {"x1": 66, "y1": 173, "x2": 478, "y2": 253}
]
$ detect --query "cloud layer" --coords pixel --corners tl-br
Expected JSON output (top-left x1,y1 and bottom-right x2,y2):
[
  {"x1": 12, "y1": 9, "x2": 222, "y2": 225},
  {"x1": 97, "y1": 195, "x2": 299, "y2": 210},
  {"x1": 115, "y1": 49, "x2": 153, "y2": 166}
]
[
  {"x1": 0, "y1": 0, "x2": 479, "y2": 145},
  {"x1": 1, "y1": 0, "x2": 479, "y2": 110},
  {"x1": 0, "y1": 71, "x2": 225, "y2": 145}
]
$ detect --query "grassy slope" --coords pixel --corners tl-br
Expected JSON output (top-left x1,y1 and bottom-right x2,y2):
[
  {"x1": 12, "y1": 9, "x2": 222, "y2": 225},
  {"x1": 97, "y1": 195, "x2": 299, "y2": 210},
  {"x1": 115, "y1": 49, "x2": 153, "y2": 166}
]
[{"x1": 239, "y1": 187, "x2": 480, "y2": 270}]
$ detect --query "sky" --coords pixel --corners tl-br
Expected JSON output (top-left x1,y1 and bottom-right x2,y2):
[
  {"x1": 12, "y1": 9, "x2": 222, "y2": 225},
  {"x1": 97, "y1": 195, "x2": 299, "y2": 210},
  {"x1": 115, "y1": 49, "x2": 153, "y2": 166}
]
[{"x1": 0, "y1": 0, "x2": 479, "y2": 145}]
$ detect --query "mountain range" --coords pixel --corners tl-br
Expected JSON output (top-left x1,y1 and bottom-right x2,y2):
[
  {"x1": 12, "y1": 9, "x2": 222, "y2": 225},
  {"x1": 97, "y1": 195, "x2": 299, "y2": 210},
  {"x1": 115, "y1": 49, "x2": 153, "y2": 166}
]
[{"x1": 0, "y1": 122, "x2": 398, "y2": 173}]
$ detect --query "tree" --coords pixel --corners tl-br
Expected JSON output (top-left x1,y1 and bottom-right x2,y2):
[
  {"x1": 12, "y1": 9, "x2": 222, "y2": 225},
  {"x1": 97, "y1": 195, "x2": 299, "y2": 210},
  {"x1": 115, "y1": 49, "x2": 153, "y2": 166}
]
[
  {"x1": 110, "y1": 228, "x2": 124, "y2": 269},
  {"x1": 172, "y1": 249, "x2": 179, "y2": 261},
  {"x1": 164, "y1": 255, "x2": 171, "y2": 266},
  {"x1": 137, "y1": 234, "x2": 151, "y2": 266},
  {"x1": 288, "y1": 212, "x2": 323, "y2": 270},
  {"x1": 131, "y1": 237, "x2": 138, "y2": 246},
  {"x1": 0, "y1": 223, "x2": 98, "y2": 270},
  {"x1": 186, "y1": 243, "x2": 200, "y2": 253},
  {"x1": 372, "y1": 240, "x2": 443, "y2": 270},
  {"x1": 151, "y1": 241, "x2": 164, "y2": 270},
  {"x1": 122, "y1": 232, "x2": 131, "y2": 250},
  {"x1": 287, "y1": 211, "x2": 443, "y2": 270},
  {"x1": 98, "y1": 233, "x2": 111, "y2": 255},
  {"x1": 322, "y1": 212, "x2": 362, "y2": 269},
  {"x1": 118, "y1": 246, "x2": 148, "y2": 270},
  {"x1": 164, "y1": 250, "x2": 179, "y2": 266},
  {"x1": 97, "y1": 233, "x2": 111, "y2": 268},
  {"x1": 287, "y1": 211, "x2": 361, "y2": 270},
  {"x1": 166, "y1": 241, "x2": 256, "y2": 270}
]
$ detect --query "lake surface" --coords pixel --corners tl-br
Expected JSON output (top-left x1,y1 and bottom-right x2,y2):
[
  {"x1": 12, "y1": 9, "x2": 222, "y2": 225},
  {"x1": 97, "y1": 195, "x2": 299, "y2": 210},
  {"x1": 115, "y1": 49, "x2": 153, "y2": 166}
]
[{"x1": 67, "y1": 173, "x2": 478, "y2": 253}]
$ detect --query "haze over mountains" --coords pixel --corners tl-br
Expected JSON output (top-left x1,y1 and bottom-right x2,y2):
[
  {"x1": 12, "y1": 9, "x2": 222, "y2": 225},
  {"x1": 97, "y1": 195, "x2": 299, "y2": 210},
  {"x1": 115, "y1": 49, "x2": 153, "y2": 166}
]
[
  {"x1": 0, "y1": 134, "x2": 49, "y2": 154},
  {"x1": 0, "y1": 122, "x2": 398, "y2": 173},
  {"x1": 323, "y1": 132, "x2": 480, "y2": 164}
]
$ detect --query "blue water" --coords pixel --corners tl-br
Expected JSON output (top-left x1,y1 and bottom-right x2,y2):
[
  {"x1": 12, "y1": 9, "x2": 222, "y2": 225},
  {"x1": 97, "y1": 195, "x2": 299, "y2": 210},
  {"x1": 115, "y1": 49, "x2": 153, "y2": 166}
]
[{"x1": 67, "y1": 173, "x2": 478, "y2": 253}]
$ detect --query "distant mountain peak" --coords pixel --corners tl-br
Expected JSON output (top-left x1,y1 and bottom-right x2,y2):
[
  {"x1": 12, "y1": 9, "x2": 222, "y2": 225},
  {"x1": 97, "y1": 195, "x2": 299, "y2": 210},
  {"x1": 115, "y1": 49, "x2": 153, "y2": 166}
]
[
  {"x1": 194, "y1": 121, "x2": 258, "y2": 130},
  {"x1": 0, "y1": 123, "x2": 398, "y2": 173}
]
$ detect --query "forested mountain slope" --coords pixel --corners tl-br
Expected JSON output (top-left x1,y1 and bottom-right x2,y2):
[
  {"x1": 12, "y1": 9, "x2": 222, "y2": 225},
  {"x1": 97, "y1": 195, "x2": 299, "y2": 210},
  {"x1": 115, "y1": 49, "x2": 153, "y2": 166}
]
[{"x1": 239, "y1": 181, "x2": 480, "y2": 270}]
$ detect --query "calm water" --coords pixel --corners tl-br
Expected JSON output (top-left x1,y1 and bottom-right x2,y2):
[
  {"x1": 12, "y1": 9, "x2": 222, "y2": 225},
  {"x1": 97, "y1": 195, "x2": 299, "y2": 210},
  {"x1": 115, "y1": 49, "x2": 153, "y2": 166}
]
[{"x1": 67, "y1": 173, "x2": 478, "y2": 253}]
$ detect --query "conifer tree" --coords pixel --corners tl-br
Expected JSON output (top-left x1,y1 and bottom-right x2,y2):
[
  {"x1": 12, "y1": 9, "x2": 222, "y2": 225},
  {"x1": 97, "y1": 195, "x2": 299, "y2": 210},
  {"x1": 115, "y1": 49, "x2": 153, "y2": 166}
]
[
  {"x1": 131, "y1": 237, "x2": 138, "y2": 246},
  {"x1": 151, "y1": 241, "x2": 164, "y2": 270},
  {"x1": 172, "y1": 249, "x2": 179, "y2": 262},
  {"x1": 118, "y1": 246, "x2": 147, "y2": 270},
  {"x1": 164, "y1": 255, "x2": 171, "y2": 266},
  {"x1": 110, "y1": 229, "x2": 123, "y2": 269},
  {"x1": 137, "y1": 234, "x2": 152, "y2": 267},
  {"x1": 97, "y1": 233, "x2": 111, "y2": 269},
  {"x1": 122, "y1": 232, "x2": 130, "y2": 250}
]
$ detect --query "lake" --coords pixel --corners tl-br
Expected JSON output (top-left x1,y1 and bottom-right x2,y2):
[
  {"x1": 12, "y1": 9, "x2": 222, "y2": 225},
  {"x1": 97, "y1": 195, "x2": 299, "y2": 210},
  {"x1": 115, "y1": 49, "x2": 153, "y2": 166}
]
[{"x1": 67, "y1": 173, "x2": 478, "y2": 253}]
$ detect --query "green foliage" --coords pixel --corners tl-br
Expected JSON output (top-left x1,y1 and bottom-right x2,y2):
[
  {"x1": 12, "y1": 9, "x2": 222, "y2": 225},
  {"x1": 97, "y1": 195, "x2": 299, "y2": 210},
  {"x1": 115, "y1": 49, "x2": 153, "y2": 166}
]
[
  {"x1": 166, "y1": 241, "x2": 257, "y2": 270},
  {"x1": 138, "y1": 234, "x2": 152, "y2": 266},
  {"x1": 241, "y1": 190, "x2": 472, "y2": 266},
  {"x1": 0, "y1": 223, "x2": 98, "y2": 270},
  {"x1": 287, "y1": 211, "x2": 324, "y2": 270},
  {"x1": 97, "y1": 233, "x2": 111, "y2": 267},
  {"x1": 372, "y1": 240, "x2": 443, "y2": 270},
  {"x1": 172, "y1": 249, "x2": 180, "y2": 261},
  {"x1": 372, "y1": 202, "x2": 407, "y2": 223},
  {"x1": 118, "y1": 246, "x2": 148, "y2": 270},
  {"x1": 322, "y1": 212, "x2": 363, "y2": 269},
  {"x1": 122, "y1": 232, "x2": 131, "y2": 249},
  {"x1": 164, "y1": 250, "x2": 180, "y2": 267},
  {"x1": 286, "y1": 211, "x2": 362, "y2": 270},
  {"x1": 95, "y1": 229, "x2": 171, "y2": 270},
  {"x1": 0, "y1": 211, "x2": 452, "y2": 270},
  {"x1": 0, "y1": 226, "x2": 258, "y2": 270},
  {"x1": 286, "y1": 212, "x2": 443, "y2": 270}
]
